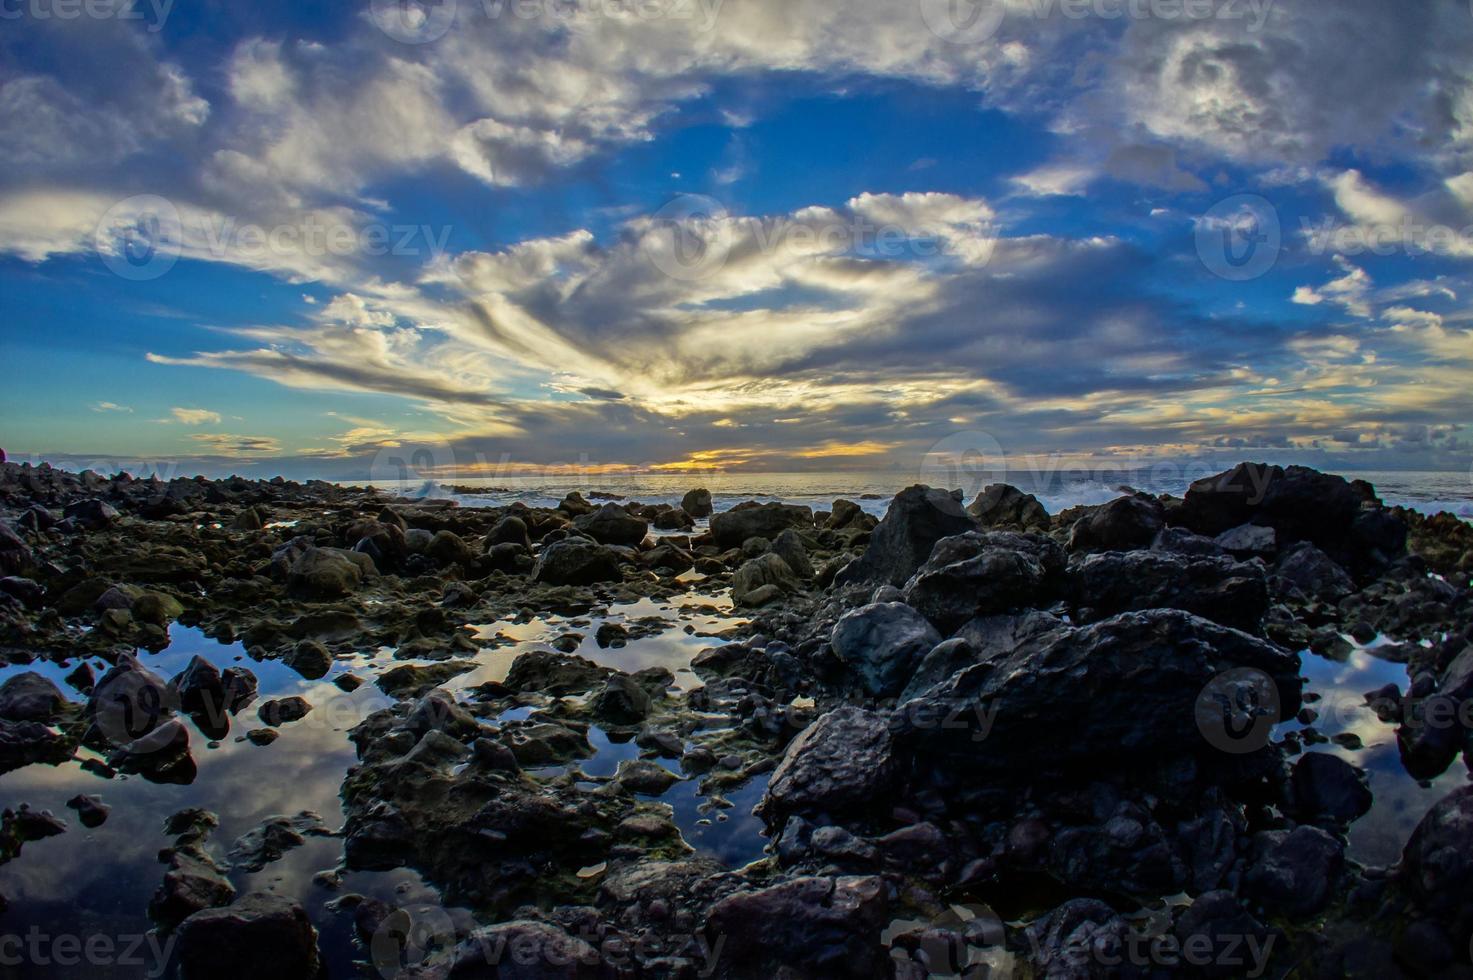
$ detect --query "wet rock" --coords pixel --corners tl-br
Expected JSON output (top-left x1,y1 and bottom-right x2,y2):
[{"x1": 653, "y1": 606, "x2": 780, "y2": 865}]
[
  {"x1": 501, "y1": 721, "x2": 592, "y2": 767},
  {"x1": 1289, "y1": 752, "x2": 1372, "y2": 827},
  {"x1": 653, "y1": 506, "x2": 695, "y2": 530},
  {"x1": 246, "y1": 728, "x2": 278, "y2": 746},
  {"x1": 573, "y1": 503, "x2": 648, "y2": 547},
  {"x1": 377, "y1": 661, "x2": 477, "y2": 699},
  {"x1": 65, "y1": 794, "x2": 109, "y2": 828},
  {"x1": 1068, "y1": 495, "x2": 1164, "y2": 552},
  {"x1": 90, "y1": 654, "x2": 176, "y2": 745},
  {"x1": 681, "y1": 488, "x2": 714, "y2": 519},
  {"x1": 967, "y1": 483, "x2": 1050, "y2": 530},
  {"x1": 1214, "y1": 523, "x2": 1277, "y2": 558},
  {"x1": 257, "y1": 696, "x2": 312, "y2": 726},
  {"x1": 485, "y1": 515, "x2": 532, "y2": 549},
  {"x1": 1399, "y1": 784, "x2": 1473, "y2": 921},
  {"x1": 763, "y1": 707, "x2": 896, "y2": 821},
  {"x1": 830, "y1": 602, "x2": 941, "y2": 698},
  {"x1": 558, "y1": 491, "x2": 595, "y2": 516},
  {"x1": 1151, "y1": 526, "x2": 1227, "y2": 557},
  {"x1": 334, "y1": 674, "x2": 363, "y2": 692},
  {"x1": 288, "y1": 546, "x2": 374, "y2": 599},
  {"x1": 590, "y1": 674, "x2": 652, "y2": 725},
  {"x1": 1170, "y1": 891, "x2": 1273, "y2": 980},
  {"x1": 108, "y1": 718, "x2": 194, "y2": 783},
  {"x1": 705, "y1": 875, "x2": 888, "y2": 977},
  {"x1": 426, "y1": 530, "x2": 476, "y2": 566},
  {"x1": 902, "y1": 531, "x2": 1066, "y2": 633},
  {"x1": 172, "y1": 656, "x2": 226, "y2": 717},
  {"x1": 505, "y1": 650, "x2": 612, "y2": 695},
  {"x1": 896, "y1": 610, "x2": 1299, "y2": 776},
  {"x1": 1276, "y1": 542, "x2": 1356, "y2": 602},
  {"x1": 0, "y1": 671, "x2": 65, "y2": 723},
  {"x1": 228, "y1": 812, "x2": 332, "y2": 872},
  {"x1": 175, "y1": 892, "x2": 321, "y2": 980},
  {"x1": 150, "y1": 847, "x2": 236, "y2": 928},
  {"x1": 403, "y1": 690, "x2": 484, "y2": 742},
  {"x1": 1024, "y1": 899, "x2": 1136, "y2": 980},
  {"x1": 732, "y1": 553, "x2": 801, "y2": 607},
  {"x1": 1069, "y1": 551, "x2": 1268, "y2": 632},
  {"x1": 531, "y1": 538, "x2": 623, "y2": 586},
  {"x1": 0, "y1": 576, "x2": 43, "y2": 609},
  {"x1": 1, "y1": 804, "x2": 67, "y2": 858},
  {"x1": 131, "y1": 591, "x2": 183, "y2": 627},
  {"x1": 615, "y1": 758, "x2": 681, "y2": 794},
  {"x1": 835, "y1": 486, "x2": 975, "y2": 587},
  {"x1": 1243, "y1": 825, "x2": 1343, "y2": 918},
  {"x1": 283, "y1": 640, "x2": 333, "y2": 680},
  {"x1": 710, "y1": 502, "x2": 814, "y2": 549},
  {"x1": 772, "y1": 528, "x2": 815, "y2": 579}
]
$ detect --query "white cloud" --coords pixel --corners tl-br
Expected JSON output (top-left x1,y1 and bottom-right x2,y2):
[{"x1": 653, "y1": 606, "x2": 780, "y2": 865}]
[{"x1": 170, "y1": 407, "x2": 223, "y2": 425}]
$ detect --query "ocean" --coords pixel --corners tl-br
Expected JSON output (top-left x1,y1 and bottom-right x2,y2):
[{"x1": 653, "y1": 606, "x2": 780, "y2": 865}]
[{"x1": 362, "y1": 467, "x2": 1473, "y2": 521}]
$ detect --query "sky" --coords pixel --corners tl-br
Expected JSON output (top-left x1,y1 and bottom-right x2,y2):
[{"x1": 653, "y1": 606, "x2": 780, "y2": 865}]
[{"x1": 1, "y1": 0, "x2": 1472, "y2": 482}]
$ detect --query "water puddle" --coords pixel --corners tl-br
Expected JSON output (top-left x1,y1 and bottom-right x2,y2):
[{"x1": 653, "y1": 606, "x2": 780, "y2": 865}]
[{"x1": 1278, "y1": 637, "x2": 1472, "y2": 866}]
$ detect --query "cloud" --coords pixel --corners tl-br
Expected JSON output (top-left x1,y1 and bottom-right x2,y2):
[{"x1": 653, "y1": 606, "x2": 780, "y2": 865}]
[
  {"x1": 188, "y1": 433, "x2": 282, "y2": 455},
  {"x1": 90, "y1": 402, "x2": 133, "y2": 414},
  {"x1": 169, "y1": 407, "x2": 223, "y2": 425}
]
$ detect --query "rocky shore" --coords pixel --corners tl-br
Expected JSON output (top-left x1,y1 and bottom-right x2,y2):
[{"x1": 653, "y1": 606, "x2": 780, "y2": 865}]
[{"x1": 1, "y1": 459, "x2": 1472, "y2": 978}]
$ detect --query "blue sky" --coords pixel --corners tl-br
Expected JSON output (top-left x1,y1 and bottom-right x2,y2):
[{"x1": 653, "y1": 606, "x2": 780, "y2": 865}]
[{"x1": 1, "y1": 0, "x2": 1472, "y2": 479}]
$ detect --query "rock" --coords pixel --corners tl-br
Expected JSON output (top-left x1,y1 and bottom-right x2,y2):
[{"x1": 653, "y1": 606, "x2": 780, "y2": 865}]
[
  {"x1": 614, "y1": 758, "x2": 680, "y2": 794},
  {"x1": 967, "y1": 484, "x2": 1050, "y2": 530},
  {"x1": 174, "y1": 892, "x2": 321, "y2": 980},
  {"x1": 132, "y1": 591, "x2": 183, "y2": 627},
  {"x1": 172, "y1": 656, "x2": 227, "y2": 719},
  {"x1": 772, "y1": 528, "x2": 815, "y2": 579},
  {"x1": 1171, "y1": 891, "x2": 1273, "y2": 980},
  {"x1": 0, "y1": 672, "x2": 65, "y2": 723},
  {"x1": 256, "y1": 697, "x2": 312, "y2": 726},
  {"x1": 653, "y1": 507, "x2": 695, "y2": 530},
  {"x1": 65, "y1": 794, "x2": 109, "y2": 828},
  {"x1": 283, "y1": 640, "x2": 333, "y2": 680},
  {"x1": 705, "y1": 875, "x2": 888, "y2": 978},
  {"x1": 227, "y1": 812, "x2": 331, "y2": 872},
  {"x1": 1214, "y1": 523, "x2": 1277, "y2": 558},
  {"x1": 1025, "y1": 898, "x2": 1133, "y2": 980},
  {"x1": 90, "y1": 654, "x2": 176, "y2": 745},
  {"x1": 590, "y1": 674, "x2": 652, "y2": 725},
  {"x1": 710, "y1": 502, "x2": 814, "y2": 549},
  {"x1": 835, "y1": 486, "x2": 975, "y2": 587},
  {"x1": 763, "y1": 707, "x2": 896, "y2": 821},
  {"x1": 1289, "y1": 752, "x2": 1372, "y2": 828},
  {"x1": 426, "y1": 530, "x2": 476, "y2": 566},
  {"x1": 505, "y1": 651, "x2": 612, "y2": 695},
  {"x1": 0, "y1": 576, "x2": 43, "y2": 609},
  {"x1": 531, "y1": 538, "x2": 623, "y2": 586},
  {"x1": 1151, "y1": 526, "x2": 1227, "y2": 557},
  {"x1": 1068, "y1": 495, "x2": 1164, "y2": 552},
  {"x1": 1069, "y1": 551, "x2": 1269, "y2": 632},
  {"x1": 827, "y1": 499, "x2": 865, "y2": 529},
  {"x1": 63, "y1": 499, "x2": 119, "y2": 530},
  {"x1": 231, "y1": 507, "x2": 265, "y2": 531},
  {"x1": 1400, "y1": 784, "x2": 1473, "y2": 920},
  {"x1": 830, "y1": 602, "x2": 942, "y2": 698},
  {"x1": 573, "y1": 503, "x2": 648, "y2": 546},
  {"x1": 1243, "y1": 825, "x2": 1343, "y2": 918},
  {"x1": 896, "y1": 610, "x2": 1300, "y2": 775},
  {"x1": 681, "y1": 488, "x2": 714, "y2": 519},
  {"x1": 485, "y1": 515, "x2": 532, "y2": 550},
  {"x1": 287, "y1": 546, "x2": 374, "y2": 599},
  {"x1": 246, "y1": 729, "x2": 278, "y2": 746},
  {"x1": 485, "y1": 541, "x2": 532, "y2": 574},
  {"x1": 732, "y1": 553, "x2": 801, "y2": 607},
  {"x1": 377, "y1": 661, "x2": 478, "y2": 700},
  {"x1": 902, "y1": 531, "x2": 1067, "y2": 633},
  {"x1": 1276, "y1": 542, "x2": 1355, "y2": 602},
  {"x1": 558, "y1": 491, "x2": 595, "y2": 516},
  {"x1": 150, "y1": 847, "x2": 236, "y2": 927},
  {"x1": 0, "y1": 718, "x2": 73, "y2": 774},
  {"x1": 108, "y1": 718, "x2": 194, "y2": 782}
]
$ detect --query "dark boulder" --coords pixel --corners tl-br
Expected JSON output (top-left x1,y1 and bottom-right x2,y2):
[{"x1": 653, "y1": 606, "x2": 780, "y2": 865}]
[
  {"x1": 762, "y1": 707, "x2": 897, "y2": 822},
  {"x1": 531, "y1": 538, "x2": 623, "y2": 586},
  {"x1": 485, "y1": 515, "x2": 531, "y2": 550},
  {"x1": 830, "y1": 602, "x2": 942, "y2": 698},
  {"x1": 1288, "y1": 752, "x2": 1372, "y2": 827},
  {"x1": 0, "y1": 672, "x2": 66, "y2": 723},
  {"x1": 901, "y1": 531, "x2": 1066, "y2": 633},
  {"x1": 710, "y1": 502, "x2": 813, "y2": 549},
  {"x1": 1068, "y1": 495, "x2": 1164, "y2": 552},
  {"x1": 1243, "y1": 825, "x2": 1343, "y2": 918},
  {"x1": 705, "y1": 876, "x2": 888, "y2": 978},
  {"x1": 835, "y1": 486, "x2": 975, "y2": 587},
  {"x1": 967, "y1": 483, "x2": 1050, "y2": 530},
  {"x1": 1275, "y1": 542, "x2": 1355, "y2": 602},
  {"x1": 174, "y1": 892, "x2": 321, "y2": 980},
  {"x1": 573, "y1": 503, "x2": 648, "y2": 546},
  {"x1": 1069, "y1": 551, "x2": 1268, "y2": 632},
  {"x1": 1400, "y1": 784, "x2": 1473, "y2": 921},
  {"x1": 681, "y1": 487, "x2": 714, "y2": 519}
]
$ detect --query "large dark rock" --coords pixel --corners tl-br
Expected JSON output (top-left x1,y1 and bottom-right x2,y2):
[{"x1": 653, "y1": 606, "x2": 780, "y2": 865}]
[
  {"x1": 1243, "y1": 825, "x2": 1343, "y2": 918},
  {"x1": 830, "y1": 602, "x2": 941, "y2": 697},
  {"x1": 1275, "y1": 542, "x2": 1355, "y2": 602},
  {"x1": 710, "y1": 502, "x2": 813, "y2": 549},
  {"x1": 0, "y1": 718, "x2": 73, "y2": 774},
  {"x1": 967, "y1": 483, "x2": 1050, "y2": 530},
  {"x1": 485, "y1": 515, "x2": 531, "y2": 550},
  {"x1": 731, "y1": 552, "x2": 801, "y2": 607},
  {"x1": 835, "y1": 486, "x2": 976, "y2": 588},
  {"x1": 504, "y1": 651, "x2": 612, "y2": 696},
  {"x1": 681, "y1": 488, "x2": 714, "y2": 519},
  {"x1": 63, "y1": 498, "x2": 120, "y2": 530},
  {"x1": 531, "y1": 538, "x2": 623, "y2": 586},
  {"x1": 175, "y1": 892, "x2": 321, "y2": 980},
  {"x1": 573, "y1": 503, "x2": 648, "y2": 546},
  {"x1": 89, "y1": 654, "x2": 177, "y2": 746},
  {"x1": 287, "y1": 546, "x2": 374, "y2": 599},
  {"x1": 895, "y1": 610, "x2": 1299, "y2": 775},
  {"x1": 1068, "y1": 495, "x2": 1164, "y2": 552},
  {"x1": 1400, "y1": 784, "x2": 1473, "y2": 921},
  {"x1": 762, "y1": 707, "x2": 897, "y2": 822},
  {"x1": 901, "y1": 531, "x2": 1066, "y2": 633},
  {"x1": 704, "y1": 876, "x2": 888, "y2": 978},
  {"x1": 1024, "y1": 899, "x2": 1138, "y2": 980},
  {"x1": 1170, "y1": 891, "x2": 1274, "y2": 980},
  {"x1": 1069, "y1": 551, "x2": 1268, "y2": 632},
  {"x1": 0, "y1": 672, "x2": 66, "y2": 723},
  {"x1": 1288, "y1": 752, "x2": 1372, "y2": 826}
]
